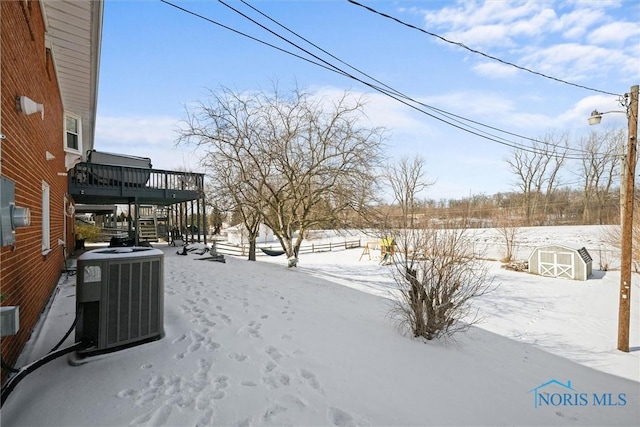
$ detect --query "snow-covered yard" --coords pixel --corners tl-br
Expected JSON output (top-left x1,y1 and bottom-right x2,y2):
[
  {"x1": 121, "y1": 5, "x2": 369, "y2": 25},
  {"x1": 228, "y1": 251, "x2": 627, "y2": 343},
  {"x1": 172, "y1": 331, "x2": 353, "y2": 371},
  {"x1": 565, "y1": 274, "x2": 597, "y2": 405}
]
[{"x1": 1, "y1": 226, "x2": 638, "y2": 426}]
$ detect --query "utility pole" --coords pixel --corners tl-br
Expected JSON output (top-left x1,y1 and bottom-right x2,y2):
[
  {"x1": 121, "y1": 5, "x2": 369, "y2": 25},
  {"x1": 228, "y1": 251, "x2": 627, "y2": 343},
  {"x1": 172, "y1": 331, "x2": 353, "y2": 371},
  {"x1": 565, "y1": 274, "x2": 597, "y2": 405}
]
[{"x1": 618, "y1": 84, "x2": 638, "y2": 352}]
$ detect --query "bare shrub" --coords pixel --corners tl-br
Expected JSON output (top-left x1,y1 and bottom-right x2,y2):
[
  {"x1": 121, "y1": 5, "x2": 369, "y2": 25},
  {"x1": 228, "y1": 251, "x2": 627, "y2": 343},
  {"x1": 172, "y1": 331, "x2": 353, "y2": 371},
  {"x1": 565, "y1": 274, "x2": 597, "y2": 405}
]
[
  {"x1": 495, "y1": 211, "x2": 521, "y2": 263},
  {"x1": 389, "y1": 226, "x2": 495, "y2": 341},
  {"x1": 603, "y1": 198, "x2": 640, "y2": 272},
  {"x1": 598, "y1": 247, "x2": 610, "y2": 271}
]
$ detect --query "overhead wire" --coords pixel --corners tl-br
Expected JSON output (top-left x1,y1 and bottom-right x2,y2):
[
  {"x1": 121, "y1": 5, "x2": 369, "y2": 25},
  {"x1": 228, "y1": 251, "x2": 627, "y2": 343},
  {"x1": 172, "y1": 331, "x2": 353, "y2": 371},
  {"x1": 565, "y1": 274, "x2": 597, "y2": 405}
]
[
  {"x1": 164, "y1": 0, "x2": 605, "y2": 159},
  {"x1": 218, "y1": 0, "x2": 577, "y2": 157},
  {"x1": 156, "y1": 0, "x2": 342, "y2": 75},
  {"x1": 158, "y1": 0, "x2": 614, "y2": 160},
  {"x1": 346, "y1": 0, "x2": 623, "y2": 97},
  {"x1": 236, "y1": 0, "x2": 595, "y2": 158},
  {"x1": 217, "y1": 0, "x2": 607, "y2": 160}
]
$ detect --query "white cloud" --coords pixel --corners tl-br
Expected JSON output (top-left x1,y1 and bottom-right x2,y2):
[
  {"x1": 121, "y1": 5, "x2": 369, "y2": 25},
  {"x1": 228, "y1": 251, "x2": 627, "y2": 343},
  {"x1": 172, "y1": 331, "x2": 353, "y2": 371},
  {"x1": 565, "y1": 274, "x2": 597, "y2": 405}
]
[
  {"x1": 553, "y1": 8, "x2": 606, "y2": 39},
  {"x1": 423, "y1": 1, "x2": 541, "y2": 29},
  {"x1": 446, "y1": 24, "x2": 513, "y2": 48},
  {"x1": 520, "y1": 43, "x2": 628, "y2": 82},
  {"x1": 588, "y1": 21, "x2": 640, "y2": 45},
  {"x1": 422, "y1": 90, "x2": 517, "y2": 121},
  {"x1": 421, "y1": 1, "x2": 556, "y2": 48},
  {"x1": 94, "y1": 114, "x2": 203, "y2": 172},
  {"x1": 509, "y1": 7, "x2": 557, "y2": 37},
  {"x1": 416, "y1": 0, "x2": 635, "y2": 84},
  {"x1": 563, "y1": 94, "x2": 628, "y2": 127},
  {"x1": 472, "y1": 62, "x2": 519, "y2": 79},
  {"x1": 96, "y1": 115, "x2": 181, "y2": 146}
]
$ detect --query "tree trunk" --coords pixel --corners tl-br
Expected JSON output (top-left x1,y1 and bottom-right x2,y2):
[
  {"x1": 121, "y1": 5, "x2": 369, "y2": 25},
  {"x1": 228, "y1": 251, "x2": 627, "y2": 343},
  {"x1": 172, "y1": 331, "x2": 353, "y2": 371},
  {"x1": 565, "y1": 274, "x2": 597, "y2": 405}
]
[{"x1": 248, "y1": 238, "x2": 256, "y2": 261}]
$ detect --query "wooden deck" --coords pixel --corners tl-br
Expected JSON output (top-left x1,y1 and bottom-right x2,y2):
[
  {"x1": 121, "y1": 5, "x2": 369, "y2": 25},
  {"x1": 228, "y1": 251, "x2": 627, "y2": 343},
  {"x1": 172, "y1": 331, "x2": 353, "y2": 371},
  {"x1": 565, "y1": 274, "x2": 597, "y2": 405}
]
[{"x1": 68, "y1": 162, "x2": 204, "y2": 205}]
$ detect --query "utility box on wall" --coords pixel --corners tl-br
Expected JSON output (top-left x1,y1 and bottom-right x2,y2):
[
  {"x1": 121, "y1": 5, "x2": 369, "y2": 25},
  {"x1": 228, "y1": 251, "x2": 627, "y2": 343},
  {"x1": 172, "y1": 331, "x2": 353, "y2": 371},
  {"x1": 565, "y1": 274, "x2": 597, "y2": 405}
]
[
  {"x1": 0, "y1": 176, "x2": 31, "y2": 247},
  {"x1": 75, "y1": 247, "x2": 164, "y2": 356}
]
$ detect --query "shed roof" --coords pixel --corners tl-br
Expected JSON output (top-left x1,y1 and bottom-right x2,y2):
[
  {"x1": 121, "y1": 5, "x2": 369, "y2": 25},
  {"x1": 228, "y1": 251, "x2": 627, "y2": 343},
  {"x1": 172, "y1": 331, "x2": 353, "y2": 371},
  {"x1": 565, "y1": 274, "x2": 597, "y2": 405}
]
[{"x1": 528, "y1": 244, "x2": 593, "y2": 264}]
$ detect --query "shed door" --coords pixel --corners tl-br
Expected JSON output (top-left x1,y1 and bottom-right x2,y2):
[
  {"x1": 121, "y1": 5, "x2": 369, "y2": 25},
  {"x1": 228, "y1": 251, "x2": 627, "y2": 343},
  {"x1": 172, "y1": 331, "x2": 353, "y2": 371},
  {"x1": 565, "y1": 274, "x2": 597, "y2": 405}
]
[{"x1": 538, "y1": 250, "x2": 574, "y2": 279}]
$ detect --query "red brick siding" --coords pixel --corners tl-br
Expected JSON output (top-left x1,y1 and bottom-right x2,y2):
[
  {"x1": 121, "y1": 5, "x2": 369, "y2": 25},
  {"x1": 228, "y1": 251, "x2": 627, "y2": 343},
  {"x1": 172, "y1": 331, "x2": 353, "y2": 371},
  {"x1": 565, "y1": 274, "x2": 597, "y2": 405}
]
[{"x1": 1, "y1": 0, "x2": 71, "y2": 381}]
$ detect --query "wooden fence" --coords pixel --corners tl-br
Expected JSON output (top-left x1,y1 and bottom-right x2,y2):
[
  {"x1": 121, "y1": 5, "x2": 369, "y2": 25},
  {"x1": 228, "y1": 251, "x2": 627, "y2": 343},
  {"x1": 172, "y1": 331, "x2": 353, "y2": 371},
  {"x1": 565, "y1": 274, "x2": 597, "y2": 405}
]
[{"x1": 212, "y1": 239, "x2": 361, "y2": 257}]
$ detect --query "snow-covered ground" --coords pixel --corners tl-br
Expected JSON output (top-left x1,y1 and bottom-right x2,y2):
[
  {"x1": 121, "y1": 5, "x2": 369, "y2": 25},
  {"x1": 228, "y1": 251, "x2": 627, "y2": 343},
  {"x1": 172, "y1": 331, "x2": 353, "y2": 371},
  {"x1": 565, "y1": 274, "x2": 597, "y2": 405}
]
[{"x1": 1, "y1": 225, "x2": 638, "y2": 426}]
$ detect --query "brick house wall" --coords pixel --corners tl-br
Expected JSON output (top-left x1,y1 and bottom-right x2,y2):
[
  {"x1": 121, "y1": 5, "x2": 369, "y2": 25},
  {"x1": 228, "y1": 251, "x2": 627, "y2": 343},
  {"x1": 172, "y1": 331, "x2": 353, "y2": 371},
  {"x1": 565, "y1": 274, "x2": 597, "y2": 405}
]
[{"x1": 1, "y1": 0, "x2": 72, "y2": 381}]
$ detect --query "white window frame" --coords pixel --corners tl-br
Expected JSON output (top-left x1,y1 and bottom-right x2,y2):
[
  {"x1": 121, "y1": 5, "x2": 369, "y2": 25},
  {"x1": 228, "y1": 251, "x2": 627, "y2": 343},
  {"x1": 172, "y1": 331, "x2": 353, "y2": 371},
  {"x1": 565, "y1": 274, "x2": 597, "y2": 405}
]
[
  {"x1": 42, "y1": 180, "x2": 51, "y2": 253},
  {"x1": 64, "y1": 113, "x2": 82, "y2": 154}
]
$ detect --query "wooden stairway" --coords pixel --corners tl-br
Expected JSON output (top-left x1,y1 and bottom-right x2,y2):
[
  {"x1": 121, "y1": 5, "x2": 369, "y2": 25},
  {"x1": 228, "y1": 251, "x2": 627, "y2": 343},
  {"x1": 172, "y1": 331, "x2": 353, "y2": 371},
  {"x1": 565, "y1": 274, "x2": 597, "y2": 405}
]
[{"x1": 138, "y1": 217, "x2": 158, "y2": 242}]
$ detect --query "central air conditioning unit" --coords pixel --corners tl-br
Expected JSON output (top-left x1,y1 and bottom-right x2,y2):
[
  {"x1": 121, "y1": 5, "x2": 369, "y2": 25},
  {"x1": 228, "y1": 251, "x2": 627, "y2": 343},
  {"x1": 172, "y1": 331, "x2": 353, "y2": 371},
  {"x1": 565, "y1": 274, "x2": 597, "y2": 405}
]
[{"x1": 75, "y1": 247, "x2": 164, "y2": 357}]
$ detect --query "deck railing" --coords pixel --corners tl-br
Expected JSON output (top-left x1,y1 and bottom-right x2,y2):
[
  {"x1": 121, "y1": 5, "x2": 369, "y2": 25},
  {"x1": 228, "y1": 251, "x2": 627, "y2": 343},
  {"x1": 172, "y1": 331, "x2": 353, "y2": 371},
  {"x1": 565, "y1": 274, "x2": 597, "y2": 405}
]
[{"x1": 70, "y1": 162, "x2": 204, "y2": 191}]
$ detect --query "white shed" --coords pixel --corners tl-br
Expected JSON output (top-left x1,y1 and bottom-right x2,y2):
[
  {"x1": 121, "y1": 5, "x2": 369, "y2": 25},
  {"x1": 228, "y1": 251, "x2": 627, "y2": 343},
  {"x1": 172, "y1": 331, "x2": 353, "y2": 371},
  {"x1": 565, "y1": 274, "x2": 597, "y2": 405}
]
[{"x1": 528, "y1": 244, "x2": 593, "y2": 281}]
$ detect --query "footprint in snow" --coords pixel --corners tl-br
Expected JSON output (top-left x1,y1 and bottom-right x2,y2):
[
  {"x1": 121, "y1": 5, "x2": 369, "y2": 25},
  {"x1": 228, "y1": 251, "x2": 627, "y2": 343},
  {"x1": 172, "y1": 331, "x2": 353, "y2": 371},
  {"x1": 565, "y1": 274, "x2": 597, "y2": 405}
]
[
  {"x1": 116, "y1": 388, "x2": 136, "y2": 399},
  {"x1": 328, "y1": 407, "x2": 356, "y2": 427},
  {"x1": 206, "y1": 341, "x2": 221, "y2": 351},
  {"x1": 328, "y1": 407, "x2": 370, "y2": 427},
  {"x1": 263, "y1": 361, "x2": 277, "y2": 373},
  {"x1": 265, "y1": 346, "x2": 283, "y2": 362},
  {"x1": 229, "y1": 352, "x2": 248, "y2": 362},
  {"x1": 263, "y1": 404, "x2": 287, "y2": 422},
  {"x1": 196, "y1": 408, "x2": 214, "y2": 426},
  {"x1": 172, "y1": 334, "x2": 187, "y2": 344},
  {"x1": 262, "y1": 373, "x2": 290, "y2": 390},
  {"x1": 130, "y1": 404, "x2": 173, "y2": 426},
  {"x1": 203, "y1": 374, "x2": 228, "y2": 393},
  {"x1": 300, "y1": 368, "x2": 322, "y2": 392}
]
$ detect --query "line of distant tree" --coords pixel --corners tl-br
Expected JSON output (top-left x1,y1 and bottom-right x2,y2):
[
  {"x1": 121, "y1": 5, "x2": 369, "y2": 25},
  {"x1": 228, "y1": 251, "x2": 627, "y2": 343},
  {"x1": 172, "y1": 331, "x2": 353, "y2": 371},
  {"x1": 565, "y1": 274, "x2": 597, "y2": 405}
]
[{"x1": 369, "y1": 187, "x2": 631, "y2": 230}]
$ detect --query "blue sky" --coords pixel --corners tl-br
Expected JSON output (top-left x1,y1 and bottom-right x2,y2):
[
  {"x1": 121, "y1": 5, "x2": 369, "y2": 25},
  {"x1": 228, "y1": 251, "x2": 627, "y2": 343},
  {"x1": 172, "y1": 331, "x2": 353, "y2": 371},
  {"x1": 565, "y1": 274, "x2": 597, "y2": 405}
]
[{"x1": 95, "y1": 0, "x2": 640, "y2": 200}]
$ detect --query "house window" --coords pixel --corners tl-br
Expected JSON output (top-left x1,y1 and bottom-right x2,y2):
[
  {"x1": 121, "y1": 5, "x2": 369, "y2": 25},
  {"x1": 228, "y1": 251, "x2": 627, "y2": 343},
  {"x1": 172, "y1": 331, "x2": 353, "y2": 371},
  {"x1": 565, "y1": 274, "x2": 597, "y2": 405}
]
[
  {"x1": 65, "y1": 115, "x2": 81, "y2": 152},
  {"x1": 42, "y1": 181, "x2": 50, "y2": 252}
]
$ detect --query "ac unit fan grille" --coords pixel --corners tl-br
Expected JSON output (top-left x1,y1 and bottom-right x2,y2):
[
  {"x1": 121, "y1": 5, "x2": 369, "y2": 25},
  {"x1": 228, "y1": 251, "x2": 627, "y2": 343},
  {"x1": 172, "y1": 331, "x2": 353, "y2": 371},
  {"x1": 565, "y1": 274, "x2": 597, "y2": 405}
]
[{"x1": 106, "y1": 260, "x2": 161, "y2": 347}]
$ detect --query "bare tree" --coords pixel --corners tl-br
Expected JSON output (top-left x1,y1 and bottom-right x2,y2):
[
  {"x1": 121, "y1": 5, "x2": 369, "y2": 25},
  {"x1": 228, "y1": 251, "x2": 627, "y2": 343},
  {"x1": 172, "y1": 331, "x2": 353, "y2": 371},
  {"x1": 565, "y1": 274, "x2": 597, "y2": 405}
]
[
  {"x1": 178, "y1": 84, "x2": 385, "y2": 262},
  {"x1": 389, "y1": 224, "x2": 495, "y2": 341},
  {"x1": 385, "y1": 156, "x2": 434, "y2": 229},
  {"x1": 580, "y1": 128, "x2": 623, "y2": 224},
  {"x1": 200, "y1": 153, "x2": 265, "y2": 260},
  {"x1": 505, "y1": 133, "x2": 568, "y2": 225},
  {"x1": 495, "y1": 209, "x2": 521, "y2": 262},
  {"x1": 382, "y1": 155, "x2": 434, "y2": 264}
]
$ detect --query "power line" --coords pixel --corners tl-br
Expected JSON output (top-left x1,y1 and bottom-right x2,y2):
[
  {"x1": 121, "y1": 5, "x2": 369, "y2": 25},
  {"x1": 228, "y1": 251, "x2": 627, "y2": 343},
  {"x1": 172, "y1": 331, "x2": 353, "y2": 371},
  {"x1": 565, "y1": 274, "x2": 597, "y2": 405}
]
[
  {"x1": 165, "y1": 0, "x2": 615, "y2": 161},
  {"x1": 214, "y1": 1, "x2": 595, "y2": 159},
  {"x1": 216, "y1": 1, "x2": 606, "y2": 160},
  {"x1": 156, "y1": 0, "x2": 341, "y2": 75},
  {"x1": 236, "y1": 0, "x2": 593, "y2": 158},
  {"x1": 158, "y1": 0, "x2": 612, "y2": 161},
  {"x1": 346, "y1": 0, "x2": 623, "y2": 97}
]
